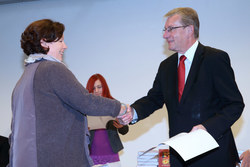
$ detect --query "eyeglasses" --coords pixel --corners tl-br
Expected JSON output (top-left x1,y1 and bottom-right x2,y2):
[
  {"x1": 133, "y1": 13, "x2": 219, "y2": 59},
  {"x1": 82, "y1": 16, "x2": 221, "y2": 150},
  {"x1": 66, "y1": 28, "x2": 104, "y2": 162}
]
[{"x1": 163, "y1": 25, "x2": 189, "y2": 33}]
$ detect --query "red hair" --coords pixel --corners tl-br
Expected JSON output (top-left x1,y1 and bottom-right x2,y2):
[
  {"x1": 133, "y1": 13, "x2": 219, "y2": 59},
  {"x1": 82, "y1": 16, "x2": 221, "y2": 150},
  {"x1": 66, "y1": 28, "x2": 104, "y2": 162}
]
[{"x1": 86, "y1": 73, "x2": 114, "y2": 99}]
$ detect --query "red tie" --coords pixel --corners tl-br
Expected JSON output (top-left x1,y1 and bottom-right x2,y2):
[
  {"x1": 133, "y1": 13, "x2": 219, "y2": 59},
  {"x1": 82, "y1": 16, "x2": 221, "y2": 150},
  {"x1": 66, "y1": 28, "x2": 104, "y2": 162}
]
[{"x1": 178, "y1": 55, "x2": 186, "y2": 101}]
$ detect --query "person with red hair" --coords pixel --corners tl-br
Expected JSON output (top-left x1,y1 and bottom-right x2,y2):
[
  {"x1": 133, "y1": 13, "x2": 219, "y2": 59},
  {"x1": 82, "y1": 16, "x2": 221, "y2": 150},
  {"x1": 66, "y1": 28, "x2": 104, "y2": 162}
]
[{"x1": 86, "y1": 74, "x2": 129, "y2": 167}]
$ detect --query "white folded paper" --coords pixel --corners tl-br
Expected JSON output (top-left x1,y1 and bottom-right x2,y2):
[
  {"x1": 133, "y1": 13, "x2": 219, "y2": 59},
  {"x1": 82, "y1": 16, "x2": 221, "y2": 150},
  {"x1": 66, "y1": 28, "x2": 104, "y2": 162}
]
[{"x1": 140, "y1": 129, "x2": 219, "y2": 161}]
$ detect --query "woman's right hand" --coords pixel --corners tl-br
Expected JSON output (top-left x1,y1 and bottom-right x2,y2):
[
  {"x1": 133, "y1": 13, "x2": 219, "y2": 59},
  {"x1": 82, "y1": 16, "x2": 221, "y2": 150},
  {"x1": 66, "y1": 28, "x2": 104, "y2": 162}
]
[
  {"x1": 117, "y1": 104, "x2": 133, "y2": 125},
  {"x1": 118, "y1": 103, "x2": 128, "y2": 116}
]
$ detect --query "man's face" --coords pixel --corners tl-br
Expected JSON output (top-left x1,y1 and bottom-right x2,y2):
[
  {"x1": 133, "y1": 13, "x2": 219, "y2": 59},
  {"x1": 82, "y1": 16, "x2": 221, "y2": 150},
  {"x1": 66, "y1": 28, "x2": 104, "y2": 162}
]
[{"x1": 163, "y1": 14, "x2": 190, "y2": 54}]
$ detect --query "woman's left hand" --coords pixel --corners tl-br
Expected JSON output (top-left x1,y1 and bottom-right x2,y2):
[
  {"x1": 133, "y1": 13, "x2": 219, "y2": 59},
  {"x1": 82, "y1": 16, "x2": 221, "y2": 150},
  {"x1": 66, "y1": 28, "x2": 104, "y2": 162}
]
[{"x1": 113, "y1": 119, "x2": 124, "y2": 129}]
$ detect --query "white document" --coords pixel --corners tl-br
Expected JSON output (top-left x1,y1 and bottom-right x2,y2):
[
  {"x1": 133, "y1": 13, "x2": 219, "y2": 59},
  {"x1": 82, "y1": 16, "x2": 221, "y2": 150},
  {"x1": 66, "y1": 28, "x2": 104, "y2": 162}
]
[{"x1": 140, "y1": 129, "x2": 219, "y2": 161}]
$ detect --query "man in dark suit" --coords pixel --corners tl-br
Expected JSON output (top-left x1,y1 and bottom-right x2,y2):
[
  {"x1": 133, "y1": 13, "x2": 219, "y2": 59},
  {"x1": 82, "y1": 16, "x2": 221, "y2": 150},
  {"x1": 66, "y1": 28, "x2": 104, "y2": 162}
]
[{"x1": 119, "y1": 7, "x2": 244, "y2": 167}]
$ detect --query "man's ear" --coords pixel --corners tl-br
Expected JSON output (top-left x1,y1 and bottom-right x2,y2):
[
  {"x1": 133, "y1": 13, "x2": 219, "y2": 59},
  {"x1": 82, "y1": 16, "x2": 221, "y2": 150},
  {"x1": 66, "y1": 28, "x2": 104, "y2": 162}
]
[
  {"x1": 187, "y1": 25, "x2": 194, "y2": 36},
  {"x1": 40, "y1": 39, "x2": 48, "y2": 48}
]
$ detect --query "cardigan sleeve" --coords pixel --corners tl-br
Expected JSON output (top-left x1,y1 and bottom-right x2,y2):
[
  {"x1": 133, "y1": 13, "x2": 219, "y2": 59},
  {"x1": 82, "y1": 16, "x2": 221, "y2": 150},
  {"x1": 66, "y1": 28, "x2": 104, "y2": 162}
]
[{"x1": 35, "y1": 61, "x2": 121, "y2": 117}]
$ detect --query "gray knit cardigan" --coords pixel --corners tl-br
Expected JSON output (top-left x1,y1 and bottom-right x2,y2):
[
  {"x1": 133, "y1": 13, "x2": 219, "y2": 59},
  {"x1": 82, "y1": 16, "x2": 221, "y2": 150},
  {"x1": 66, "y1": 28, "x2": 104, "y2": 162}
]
[{"x1": 9, "y1": 59, "x2": 121, "y2": 167}]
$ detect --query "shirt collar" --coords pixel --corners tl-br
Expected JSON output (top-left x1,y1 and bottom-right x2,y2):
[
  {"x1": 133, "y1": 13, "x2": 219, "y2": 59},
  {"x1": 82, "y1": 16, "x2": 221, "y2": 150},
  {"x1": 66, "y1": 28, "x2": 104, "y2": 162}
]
[
  {"x1": 24, "y1": 53, "x2": 66, "y2": 66},
  {"x1": 178, "y1": 40, "x2": 199, "y2": 62}
]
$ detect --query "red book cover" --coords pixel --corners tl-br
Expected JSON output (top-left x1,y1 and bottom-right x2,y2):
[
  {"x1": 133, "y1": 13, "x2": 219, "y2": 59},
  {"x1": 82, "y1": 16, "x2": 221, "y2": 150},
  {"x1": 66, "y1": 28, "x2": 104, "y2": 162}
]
[{"x1": 158, "y1": 149, "x2": 170, "y2": 167}]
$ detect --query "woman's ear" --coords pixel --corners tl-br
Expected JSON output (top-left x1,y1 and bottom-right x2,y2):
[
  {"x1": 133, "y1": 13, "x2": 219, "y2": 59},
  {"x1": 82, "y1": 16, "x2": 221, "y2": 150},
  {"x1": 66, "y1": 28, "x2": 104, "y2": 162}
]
[{"x1": 40, "y1": 39, "x2": 48, "y2": 48}]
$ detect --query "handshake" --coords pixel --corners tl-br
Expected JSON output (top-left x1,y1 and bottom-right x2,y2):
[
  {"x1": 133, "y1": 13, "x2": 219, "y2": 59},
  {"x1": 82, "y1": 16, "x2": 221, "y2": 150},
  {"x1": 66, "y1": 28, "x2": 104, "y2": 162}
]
[{"x1": 117, "y1": 103, "x2": 134, "y2": 125}]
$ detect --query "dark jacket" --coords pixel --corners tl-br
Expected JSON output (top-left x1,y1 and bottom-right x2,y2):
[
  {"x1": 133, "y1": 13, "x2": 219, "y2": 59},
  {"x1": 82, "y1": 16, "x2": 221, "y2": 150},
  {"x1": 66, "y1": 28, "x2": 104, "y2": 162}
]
[
  {"x1": 0, "y1": 136, "x2": 9, "y2": 167},
  {"x1": 89, "y1": 120, "x2": 129, "y2": 153}
]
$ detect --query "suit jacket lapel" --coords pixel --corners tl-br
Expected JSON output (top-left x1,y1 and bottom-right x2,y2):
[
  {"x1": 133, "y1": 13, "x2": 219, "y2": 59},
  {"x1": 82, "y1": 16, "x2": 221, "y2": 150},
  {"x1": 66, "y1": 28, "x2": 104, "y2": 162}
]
[
  {"x1": 171, "y1": 54, "x2": 179, "y2": 102},
  {"x1": 180, "y1": 43, "x2": 205, "y2": 103},
  {"x1": 166, "y1": 53, "x2": 179, "y2": 104}
]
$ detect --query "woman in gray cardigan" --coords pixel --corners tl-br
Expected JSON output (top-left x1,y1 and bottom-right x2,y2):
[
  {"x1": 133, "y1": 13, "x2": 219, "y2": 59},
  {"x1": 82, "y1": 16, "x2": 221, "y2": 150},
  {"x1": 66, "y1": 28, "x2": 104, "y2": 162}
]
[{"x1": 8, "y1": 19, "x2": 127, "y2": 167}]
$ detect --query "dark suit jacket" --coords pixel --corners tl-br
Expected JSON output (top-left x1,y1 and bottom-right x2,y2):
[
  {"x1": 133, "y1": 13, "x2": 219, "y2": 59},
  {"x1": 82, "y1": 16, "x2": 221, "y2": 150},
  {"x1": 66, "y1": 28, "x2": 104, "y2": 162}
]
[{"x1": 131, "y1": 43, "x2": 244, "y2": 167}]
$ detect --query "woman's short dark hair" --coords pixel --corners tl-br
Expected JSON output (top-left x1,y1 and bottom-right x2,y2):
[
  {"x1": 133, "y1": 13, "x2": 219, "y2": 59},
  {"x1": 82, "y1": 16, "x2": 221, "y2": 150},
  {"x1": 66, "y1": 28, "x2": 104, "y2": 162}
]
[{"x1": 21, "y1": 19, "x2": 65, "y2": 56}]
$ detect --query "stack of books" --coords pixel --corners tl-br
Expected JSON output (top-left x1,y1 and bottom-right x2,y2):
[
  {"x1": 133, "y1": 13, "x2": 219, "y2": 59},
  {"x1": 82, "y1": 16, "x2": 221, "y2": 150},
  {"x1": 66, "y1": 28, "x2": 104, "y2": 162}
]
[
  {"x1": 137, "y1": 150, "x2": 158, "y2": 167},
  {"x1": 158, "y1": 149, "x2": 170, "y2": 167}
]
